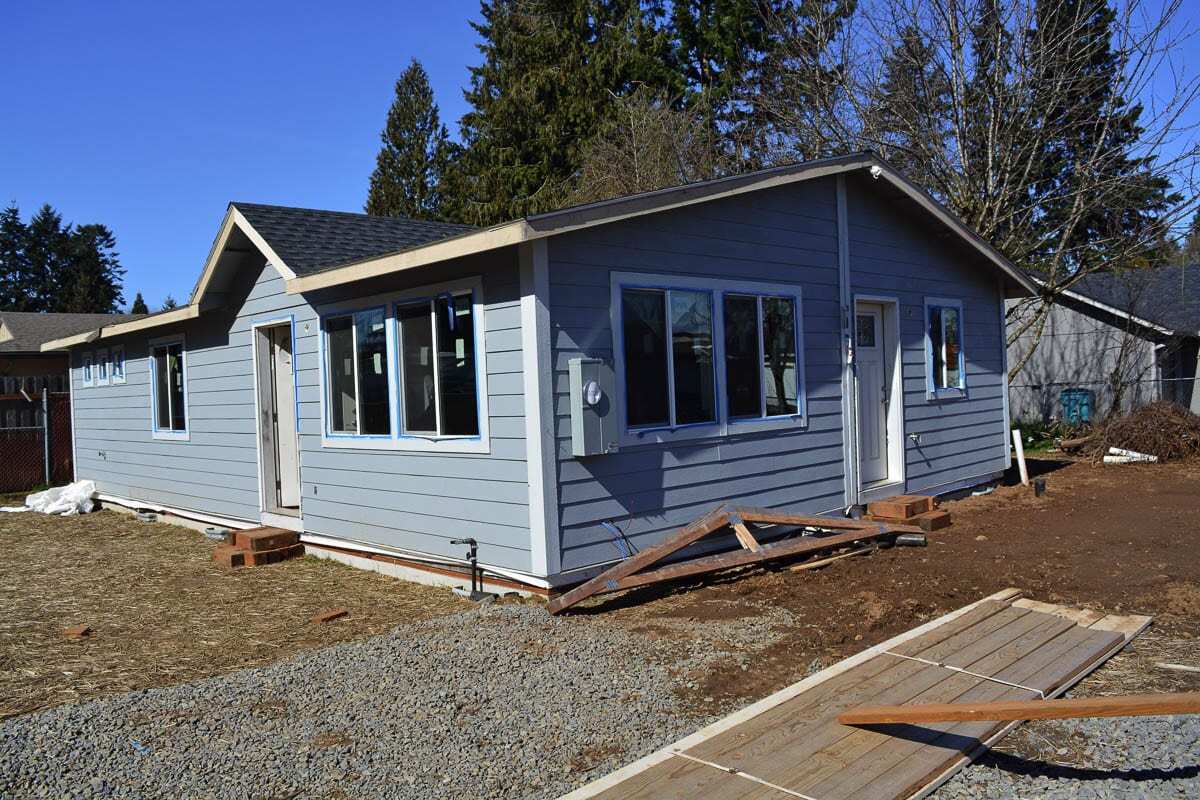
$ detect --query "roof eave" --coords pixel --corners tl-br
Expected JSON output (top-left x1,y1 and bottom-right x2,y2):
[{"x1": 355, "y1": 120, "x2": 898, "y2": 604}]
[{"x1": 40, "y1": 305, "x2": 201, "y2": 351}]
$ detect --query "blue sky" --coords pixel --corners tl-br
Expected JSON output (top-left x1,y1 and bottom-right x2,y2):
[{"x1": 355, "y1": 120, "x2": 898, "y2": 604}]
[
  {"x1": 3, "y1": 2, "x2": 1198, "y2": 311},
  {"x1": 3, "y1": 1, "x2": 482, "y2": 310}
]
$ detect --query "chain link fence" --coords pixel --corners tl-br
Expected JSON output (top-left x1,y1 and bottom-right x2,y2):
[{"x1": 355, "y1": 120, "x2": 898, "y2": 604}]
[{"x1": 0, "y1": 389, "x2": 73, "y2": 494}]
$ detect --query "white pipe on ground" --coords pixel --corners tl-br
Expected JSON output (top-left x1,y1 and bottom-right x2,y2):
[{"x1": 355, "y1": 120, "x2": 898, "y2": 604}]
[{"x1": 1011, "y1": 429, "x2": 1029, "y2": 486}]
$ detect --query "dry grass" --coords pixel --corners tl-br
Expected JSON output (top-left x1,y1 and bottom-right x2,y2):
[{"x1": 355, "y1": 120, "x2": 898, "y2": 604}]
[{"x1": 0, "y1": 505, "x2": 469, "y2": 719}]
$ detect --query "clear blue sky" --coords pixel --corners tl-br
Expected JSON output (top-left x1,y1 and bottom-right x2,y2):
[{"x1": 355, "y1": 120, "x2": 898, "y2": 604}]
[
  {"x1": 3, "y1": 2, "x2": 1197, "y2": 312},
  {"x1": 2, "y1": 1, "x2": 482, "y2": 310}
]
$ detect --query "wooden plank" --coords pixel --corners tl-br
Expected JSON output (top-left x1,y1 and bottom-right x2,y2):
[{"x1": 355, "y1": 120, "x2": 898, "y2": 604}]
[
  {"x1": 789, "y1": 546, "x2": 875, "y2": 572},
  {"x1": 546, "y1": 505, "x2": 730, "y2": 614},
  {"x1": 728, "y1": 514, "x2": 762, "y2": 553},
  {"x1": 1011, "y1": 598, "x2": 1106, "y2": 627},
  {"x1": 560, "y1": 589, "x2": 1024, "y2": 800},
  {"x1": 613, "y1": 527, "x2": 896, "y2": 593},
  {"x1": 732, "y1": 505, "x2": 922, "y2": 534},
  {"x1": 837, "y1": 691, "x2": 1200, "y2": 725}
]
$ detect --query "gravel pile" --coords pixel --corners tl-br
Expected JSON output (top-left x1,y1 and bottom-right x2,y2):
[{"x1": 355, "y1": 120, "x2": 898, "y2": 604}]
[
  {"x1": 936, "y1": 713, "x2": 1200, "y2": 799},
  {"x1": 0, "y1": 603, "x2": 754, "y2": 800}
]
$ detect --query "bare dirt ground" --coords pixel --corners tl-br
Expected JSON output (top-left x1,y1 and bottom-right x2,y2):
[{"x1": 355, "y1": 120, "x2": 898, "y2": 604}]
[
  {"x1": 0, "y1": 505, "x2": 468, "y2": 719},
  {"x1": 579, "y1": 458, "x2": 1200, "y2": 712}
]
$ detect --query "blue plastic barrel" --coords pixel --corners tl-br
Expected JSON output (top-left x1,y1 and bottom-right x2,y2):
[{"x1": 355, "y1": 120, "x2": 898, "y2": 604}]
[{"x1": 1060, "y1": 388, "x2": 1093, "y2": 424}]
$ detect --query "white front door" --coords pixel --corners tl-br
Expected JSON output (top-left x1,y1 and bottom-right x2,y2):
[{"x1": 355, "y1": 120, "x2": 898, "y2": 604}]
[
  {"x1": 856, "y1": 305, "x2": 889, "y2": 485},
  {"x1": 270, "y1": 326, "x2": 301, "y2": 508}
]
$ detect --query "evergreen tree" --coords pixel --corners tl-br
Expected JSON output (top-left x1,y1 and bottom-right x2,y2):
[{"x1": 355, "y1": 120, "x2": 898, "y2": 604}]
[
  {"x1": 449, "y1": 0, "x2": 675, "y2": 225},
  {"x1": 0, "y1": 205, "x2": 30, "y2": 310},
  {"x1": 1030, "y1": 0, "x2": 1175, "y2": 271},
  {"x1": 160, "y1": 295, "x2": 179, "y2": 311},
  {"x1": 55, "y1": 223, "x2": 125, "y2": 313},
  {"x1": 130, "y1": 292, "x2": 149, "y2": 314},
  {"x1": 23, "y1": 205, "x2": 70, "y2": 313},
  {"x1": 365, "y1": 59, "x2": 452, "y2": 220}
]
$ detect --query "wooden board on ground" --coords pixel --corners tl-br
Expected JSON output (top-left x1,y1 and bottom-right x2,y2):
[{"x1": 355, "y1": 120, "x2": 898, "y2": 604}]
[
  {"x1": 838, "y1": 691, "x2": 1200, "y2": 725},
  {"x1": 547, "y1": 505, "x2": 920, "y2": 615},
  {"x1": 558, "y1": 589, "x2": 1150, "y2": 800}
]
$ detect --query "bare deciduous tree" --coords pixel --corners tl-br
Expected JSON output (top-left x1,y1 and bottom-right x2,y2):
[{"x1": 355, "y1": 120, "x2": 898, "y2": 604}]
[{"x1": 757, "y1": 0, "x2": 1200, "y2": 379}]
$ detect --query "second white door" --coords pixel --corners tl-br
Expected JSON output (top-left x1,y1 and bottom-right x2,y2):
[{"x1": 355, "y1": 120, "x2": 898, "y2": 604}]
[{"x1": 856, "y1": 304, "x2": 889, "y2": 485}]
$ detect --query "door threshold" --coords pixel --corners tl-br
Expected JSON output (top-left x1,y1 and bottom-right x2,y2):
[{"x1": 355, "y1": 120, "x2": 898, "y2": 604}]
[
  {"x1": 859, "y1": 481, "x2": 905, "y2": 504},
  {"x1": 261, "y1": 510, "x2": 303, "y2": 531}
]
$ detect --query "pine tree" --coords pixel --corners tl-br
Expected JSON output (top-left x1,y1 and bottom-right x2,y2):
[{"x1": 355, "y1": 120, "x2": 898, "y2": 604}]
[
  {"x1": 365, "y1": 59, "x2": 452, "y2": 220},
  {"x1": 23, "y1": 205, "x2": 70, "y2": 313},
  {"x1": 55, "y1": 224, "x2": 125, "y2": 313},
  {"x1": 1030, "y1": 0, "x2": 1175, "y2": 271},
  {"x1": 0, "y1": 205, "x2": 30, "y2": 310},
  {"x1": 160, "y1": 295, "x2": 179, "y2": 311},
  {"x1": 448, "y1": 0, "x2": 675, "y2": 225},
  {"x1": 130, "y1": 292, "x2": 149, "y2": 314}
]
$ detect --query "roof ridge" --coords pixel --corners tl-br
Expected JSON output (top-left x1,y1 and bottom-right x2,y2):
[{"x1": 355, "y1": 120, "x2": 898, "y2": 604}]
[{"x1": 231, "y1": 202, "x2": 476, "y2": 228}]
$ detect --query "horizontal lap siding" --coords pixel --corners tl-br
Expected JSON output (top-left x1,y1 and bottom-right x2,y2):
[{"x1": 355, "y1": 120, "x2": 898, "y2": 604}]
[
  {"x1": 71, "y1": 261, "x2": 312, "y2": 521},
  {"x1": 548, "y1": 178, "x2": 846, "y2": 572},
  {"x1": 846, "y1": 174, "x2": 1008, "y2": 490},
  {"x1": 296, "y1": 256, "x2": 532, "y2": 573}
]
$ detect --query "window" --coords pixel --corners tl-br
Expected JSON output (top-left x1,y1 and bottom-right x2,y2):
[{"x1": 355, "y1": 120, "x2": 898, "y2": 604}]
[
  {"x1": 398, "y1": 292, "x2": 480, "y2": 436},
  {"x1": 612, "y1": 273, "x2": 806, "y2": 444},
  {"x1": 926, "y1": 298, "x2": 965, "y2": 398},
  {"x1": 95, "y1": 348, "x2": 110, "y2": 386},
  {"x1": 324, "y1": 308, "x2": 391, "y2": 436},
  {"x1": 724, "y1": 294, "x2": 800, "y2": 420},
  {"x1": 150, "y1": 338, "x2": 187, "y2": 437},
  {"x1": 111, "y1": 345, "x2": 126, "y2": 384},
  {"x1": 81, "y1": 352, "x2": 94, "y2": 387},
  {"x1": 621, "y1": 287, "x2": 716, "y2": 429},
  {"x1": 317, "y1": 278, "x2": 490, "y2": 452}
]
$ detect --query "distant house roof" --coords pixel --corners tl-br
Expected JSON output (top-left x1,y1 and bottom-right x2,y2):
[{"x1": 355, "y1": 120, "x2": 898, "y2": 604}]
[
  {"x1": 0, "y1": 311, "x2": 143, "y2": 354},
  {"x1": 232, "y1": 203, "x2": 476, "y2": 277},
  {"x1": 1062, "y1": 264, "x2": 1200, "y2": 337}
]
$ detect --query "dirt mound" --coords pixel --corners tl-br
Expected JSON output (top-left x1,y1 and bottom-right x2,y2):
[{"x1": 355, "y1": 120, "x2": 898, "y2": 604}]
[{"x1": 1090, "y1": 402, "x2": 1200, "y2": 462}]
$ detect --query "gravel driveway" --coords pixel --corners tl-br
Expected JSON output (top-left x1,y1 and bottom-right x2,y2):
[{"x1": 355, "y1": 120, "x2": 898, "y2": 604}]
[
  {"x1": 3, "y1": 601, "x2": 1196, "y2": 799},
  {"x1": 0, "y1": 603, "x2": 782, "y2": 800}
]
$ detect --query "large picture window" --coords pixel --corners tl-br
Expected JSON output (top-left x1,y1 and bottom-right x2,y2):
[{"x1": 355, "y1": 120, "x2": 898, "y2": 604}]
[
  {"x1": 613, "y1": 273, "x2": 806, "y2": 445},
  {"x1": 324, "y1": 308, "x2": 391, "y2": 436},
  {"x1": 317, "y1": 278, "x2": 490, "y2": 452},
  {"x1": 926, "y1": 298, "x2": 965, "y2": 397},
  {"x1": 398, "y1": 292, "x2": 480, "y2": 437},
  {"x1": 150, "y1": 338, "x2": 187, "y2": 437},
  {"x1": 621, "y1": 288, "x2": 717, "y2": 429}
]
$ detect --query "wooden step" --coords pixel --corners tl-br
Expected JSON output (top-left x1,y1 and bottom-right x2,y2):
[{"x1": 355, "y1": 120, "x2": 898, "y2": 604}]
[
  {"x1": 232, "y1": 527, "x2": 299, "y2": 552},
  {"x1": 866, "y1": 495, "x2": 936, "y2": 520}
]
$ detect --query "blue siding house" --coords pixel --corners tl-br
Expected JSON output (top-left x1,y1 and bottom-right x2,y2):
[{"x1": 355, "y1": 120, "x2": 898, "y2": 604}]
[{"x1": 44, "y1": 154, "x2": 1036, "y2": 591}]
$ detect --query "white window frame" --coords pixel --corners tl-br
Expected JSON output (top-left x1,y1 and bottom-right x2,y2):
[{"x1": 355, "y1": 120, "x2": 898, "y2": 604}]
[
  {"x1": 924, "y1": 296, "x2": 967, "y2": 400},
  {"x1": 110, "y1": 344, "x2": 127, "y2": 384},
  {"x1": 81, "y1": 352, "x2": 94, "y2": 387},
  {"x1": 316, "y1": 276, "x2": 491, "y2": 453},
  {"x1": 610, "y1": 271, "x2": 807, "y2": 447},
  {"x1": 95, "y1": 347, "x2": 110, "y2": 386},
  {"x1": 321, "y1": 304, "x2": 391, "y2": 439},
  {"x1": 149, "y1": 335, "x2": 190, "y2": 441}
]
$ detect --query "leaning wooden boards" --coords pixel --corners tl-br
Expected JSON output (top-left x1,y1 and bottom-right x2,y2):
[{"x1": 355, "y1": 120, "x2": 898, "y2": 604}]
[{"x1": 559, "y1": 589, "x2": 1151, "y2": 800}]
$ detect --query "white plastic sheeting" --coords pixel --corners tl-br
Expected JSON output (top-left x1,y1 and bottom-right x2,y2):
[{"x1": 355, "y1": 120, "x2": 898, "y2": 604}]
[{"x1": 0, "y1": 480, "x2": 97, "y2": 515}]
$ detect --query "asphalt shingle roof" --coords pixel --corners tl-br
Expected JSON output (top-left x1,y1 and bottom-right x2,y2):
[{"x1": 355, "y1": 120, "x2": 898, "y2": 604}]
[
  {"x1": 232, "y1": 203, "x2": 476, "y2": 277},
  {"x1": 1069, "y1": 264, "x2": 1200, "y2": 336},
  {"x1": 0, "y1": 311, "x2": 143, "y2": 354}
]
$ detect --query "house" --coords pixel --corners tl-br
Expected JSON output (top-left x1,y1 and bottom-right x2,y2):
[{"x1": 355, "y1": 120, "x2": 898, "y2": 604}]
[
  {"x1": 1007, "y1": 264, "x2": 1200, "y2": 424},
  {"x1": 1, "y1": 311, "x2": 140, "y2": 490},
  {"x1": 42, "y1": 153, "x2": 1036, "y2": 592}
]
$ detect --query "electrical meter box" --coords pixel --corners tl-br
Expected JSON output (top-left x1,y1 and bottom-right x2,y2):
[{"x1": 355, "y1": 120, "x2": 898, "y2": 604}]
[{"x1": 569, "y1": 357, "x2": 614, "y2": 457}]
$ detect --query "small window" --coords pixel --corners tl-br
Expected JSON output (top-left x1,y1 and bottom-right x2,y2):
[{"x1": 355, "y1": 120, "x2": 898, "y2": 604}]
[
  {"x1": 724, "y1": 294, "x2": 800, "y2": 420},
  {"x1": 620, "y1": 287, "x2": 717, "y2": 430},
  {"x1": 397, "y1": 292, "x2": 480, "y2": 437},
  {"x1": 150, "y1": 339, "x2": 187, "y2": 433},
  {"x1": 324, "y1": 309, "x2": 391, "y2": 436},
  {"x1": 81, "y1": 352, "x2": 94, "y2": 387},
  {"x1": 926, "y1": 299, "x2": 965, "y2": 397},
  {"x1": 111, "y1": 345, "x2": 126, "y2": 384},
  {"x1": 95, "y1": 348, "x2": 110, "y2": 386}
]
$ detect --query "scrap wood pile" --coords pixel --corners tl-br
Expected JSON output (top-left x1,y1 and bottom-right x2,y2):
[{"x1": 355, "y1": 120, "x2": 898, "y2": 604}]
[{"x1": 1062, "y1": 402, "x2": 1200, "y2": 463}]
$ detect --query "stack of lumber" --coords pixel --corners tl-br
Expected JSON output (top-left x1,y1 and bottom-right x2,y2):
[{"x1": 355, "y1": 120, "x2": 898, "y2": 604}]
[
  {"x1": 212, "y1": 527, "x2": 302, "y2": 569},
  {"x1": 865, "y1": 494, "x2": 951, "y2": 532}
]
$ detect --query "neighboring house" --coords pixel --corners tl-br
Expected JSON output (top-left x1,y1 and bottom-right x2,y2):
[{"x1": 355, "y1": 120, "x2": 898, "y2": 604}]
[
  {"x1": 42, "y1": 153, "x2": 1036, "y2": 592},
  {"x1": 0, "y1": 311, "x2": 140, "y2": 491},
  {"x1": 1008, "y1": 265, "x2": 1200, "y2": 424}
]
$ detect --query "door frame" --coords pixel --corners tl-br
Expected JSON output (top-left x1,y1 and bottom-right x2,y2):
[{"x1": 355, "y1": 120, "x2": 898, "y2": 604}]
[
  {"x1": 251, "y1": 316, "x2": 303, "y2": 527},
  {"x1": 853, "y1": 295, "x2": 906, "y2": 500}
]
